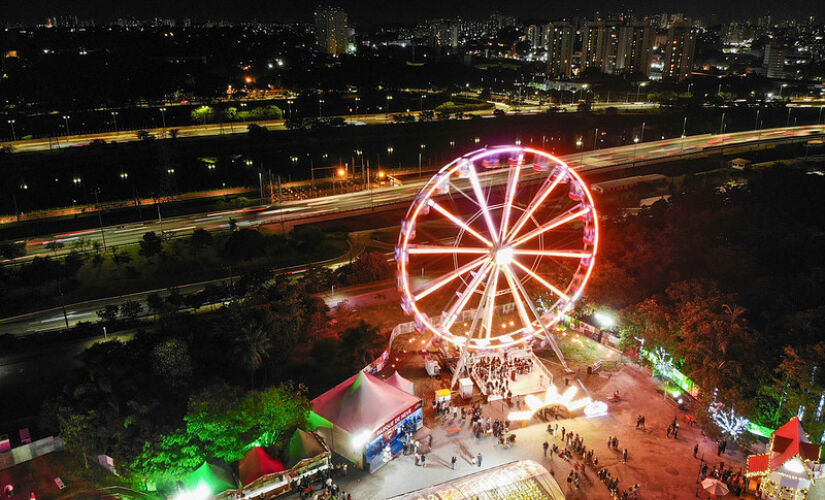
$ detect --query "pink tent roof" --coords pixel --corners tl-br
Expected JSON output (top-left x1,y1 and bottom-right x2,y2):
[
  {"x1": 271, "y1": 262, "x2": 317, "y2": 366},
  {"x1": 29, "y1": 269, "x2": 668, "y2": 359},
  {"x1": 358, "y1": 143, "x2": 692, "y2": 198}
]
[
  {"x1": 311, "y1": 371, "x2": 421, "y2": 434},
  {"x1": 384, "y1": 371, "x2": 415, "y2": 395},
  {"x1": 238, "y1": 446, "x2": 286, "y2": 486}
]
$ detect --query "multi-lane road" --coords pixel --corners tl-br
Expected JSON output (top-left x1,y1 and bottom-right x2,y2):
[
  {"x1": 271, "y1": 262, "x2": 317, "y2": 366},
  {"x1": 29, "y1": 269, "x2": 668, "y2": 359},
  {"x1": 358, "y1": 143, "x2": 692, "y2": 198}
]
[
  {"x1": 1, "y1": 123, "x2": 823, "y2": 335},
  {"x1": 0, "y1": 102, "x2": 657, "y2": 154}
]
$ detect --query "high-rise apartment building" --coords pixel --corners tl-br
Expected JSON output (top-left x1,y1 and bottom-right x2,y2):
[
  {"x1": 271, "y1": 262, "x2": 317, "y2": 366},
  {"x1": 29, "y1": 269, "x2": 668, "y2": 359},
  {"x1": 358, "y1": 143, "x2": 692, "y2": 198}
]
[
  {"x1": 582, "y1": 21, "x2": 651, "y2": 76},
  {"x1": 764, "y1": 41, "x2": 785, "y2": 79},
  {"x1": 527, "y1": 24, "x2": 543, "y2": 50},
  {"x1": 429, "y1": 21, "x2": 459, "y2": 49},
  {"x1": 617, "y1": 23, "x2": 653, "y2": 76},
  {"x1": 314, "y1": 7, "x2": 349, "y2": 55},
  {"x1": 663, "y1": 22, "x2": 696, "y2": 80},
  {"x1": 545, "y1": 22, "x2": 574, "y2": 77}
]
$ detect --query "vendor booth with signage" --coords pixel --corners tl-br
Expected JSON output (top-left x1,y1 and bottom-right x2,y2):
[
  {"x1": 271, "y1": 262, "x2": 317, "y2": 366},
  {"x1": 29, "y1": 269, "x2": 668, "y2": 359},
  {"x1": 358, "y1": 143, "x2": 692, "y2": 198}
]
[{"x1": 310, "y1": 371, "x2": 422, "y2": 473}]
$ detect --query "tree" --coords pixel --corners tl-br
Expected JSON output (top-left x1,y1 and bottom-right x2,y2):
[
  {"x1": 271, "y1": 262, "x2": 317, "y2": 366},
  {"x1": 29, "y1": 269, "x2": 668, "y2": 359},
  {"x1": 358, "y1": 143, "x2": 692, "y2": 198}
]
[
  {"x1": 232, "y1": 318, "x2": 273, "y2": 385},
  {"x1": 339, "y1": 251, "x2": 393, "y2": 285},
  {"x1": 119, "y1": 300, "x2": 143, "y2": 321},
  {"x1": 340, "y1": 321, "x2": 385, "y2": 367},
  {"x1": 190, "y1": 228, "x2": 213, "y2": 252},
  {"x1": 146, "y1": 293, "x2": 166, "y2": 317},
  {"x1": 97, "y1": 304, "x2": 120, "y2": 324},
  {"x1": 191, "y1": 106, "x2": 215, "y2": 124},
  {"x1": 139, "y1": 232, "x2": 163, "y2": 259},
  {"x1": 224, "y1": 229, "x2": 266, "y2": 261},
  {"x1": 0, "y1": 241, "x2": 26, "y2": 259},
  {"x1": 58, "y1": 410, "x2": 104, "y2": 469},
  {"x1": 151, "y1": 338, "x2": 193, "y2": 388}
]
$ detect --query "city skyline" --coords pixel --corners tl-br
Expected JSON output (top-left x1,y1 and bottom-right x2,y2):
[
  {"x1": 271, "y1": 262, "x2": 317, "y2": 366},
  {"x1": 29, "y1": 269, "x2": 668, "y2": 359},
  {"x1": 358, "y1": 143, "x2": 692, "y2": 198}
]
[{"x1": 4, "y1": 0, "x2": 823, "y2": 25}]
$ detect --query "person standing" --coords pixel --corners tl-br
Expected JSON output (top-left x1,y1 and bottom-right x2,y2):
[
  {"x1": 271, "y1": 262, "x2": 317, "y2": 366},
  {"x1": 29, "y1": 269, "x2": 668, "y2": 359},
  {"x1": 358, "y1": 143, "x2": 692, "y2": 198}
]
[
  {"x1": 477, "y1": 452, "x2": 483, "y2": 467},
  {"x1": 421, "y1": 454, "x2": 426, "y2": 468},
  {"x1": 693, "y1": 443, "x2": 699, "y2": 458},
  {"x1": 414, "y1": 453, "x2": 420, "y2": 466},
  {"x1": 543, "y1": 441, "x2": 549, "y2": 456},
  {"x1": 451, "y1": 456, "x2": 457, "y2": 470},
  {"x1": 623, "y1": 448, "x2": 628, "y2": 463}
]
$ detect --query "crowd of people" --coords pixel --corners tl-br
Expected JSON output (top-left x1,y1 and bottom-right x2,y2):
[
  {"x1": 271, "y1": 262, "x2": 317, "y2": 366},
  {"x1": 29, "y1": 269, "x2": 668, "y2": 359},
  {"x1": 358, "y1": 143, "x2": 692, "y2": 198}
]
[
  {"x1": 290, "y1": 464, "x2": 351, "y2": 500},
  {"x1": 541, "y1": 422, "x2": 639, "y2": 499},
  {"x1": 470, "y1": 353, "x2": 535, "y2": 396}
]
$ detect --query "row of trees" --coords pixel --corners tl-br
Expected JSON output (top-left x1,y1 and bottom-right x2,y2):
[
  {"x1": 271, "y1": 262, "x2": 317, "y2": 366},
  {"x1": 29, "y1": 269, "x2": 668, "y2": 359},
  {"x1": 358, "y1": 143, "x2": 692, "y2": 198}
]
[
  {"x1": 190, "y1": 104, "x2": 283, "y2": 124},
  {"x1": 588, "y1": 167, "x2": 825, "y2": 441},
  {"x1": 45, "y1": 270, "x2": 385, "y2": 490}
]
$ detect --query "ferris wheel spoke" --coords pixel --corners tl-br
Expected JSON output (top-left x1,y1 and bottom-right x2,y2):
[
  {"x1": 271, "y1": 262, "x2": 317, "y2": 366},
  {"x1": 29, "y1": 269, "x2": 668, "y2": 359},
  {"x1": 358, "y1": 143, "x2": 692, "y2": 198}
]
[
  {"x1": 513, "y1": 249, "x2": 592, "y2": 259},
  {"x1": 466, "y1": 163, "x2": 500, "y2": 244},
  {"x1": 501, "y1": 265, "x2": 535, "y2": 332},
  {"x1": 427, "y1": 200, "x2": 493, "y2": 247},
  {"x1": 511, "y1": 206, "x2": 590, "y2": 247},
  {"x1": 510, "y1": 259, "x2": 571, "y2": 301},
  {"x1": 407, "y1": 245, "x2": 490, "y2": 255},
  {"x1": 506, "y1": 173, "x2": 564, "y2": 243},
  {"x1": 498, "y1": 161, "x2": 521, "y2": 241},
  {"x1": 442, "y1": 261, "x2": 493, "y2": 331},
  {"x1": 413, "y1": 257, "x2": 488, "y2": 301},
  {"x1": 483, "y1": 268, "x2": 501, "y2": 339}
]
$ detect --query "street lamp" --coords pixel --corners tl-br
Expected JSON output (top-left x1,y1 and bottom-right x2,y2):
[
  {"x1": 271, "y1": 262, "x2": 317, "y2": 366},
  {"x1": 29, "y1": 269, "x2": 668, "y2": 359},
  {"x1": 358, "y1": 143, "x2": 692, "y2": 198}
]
[
  {"x1": 318, "y1": 98, "x2": 324, "y2": 118},
  {"x1": 387, "y1": 145, "x2": 394, "y2": 154},
  {"x1": 787, "y1": 107, "x2": 793, "y2": 127},
  {"x1": 167, "y1": 168, "x2": 175, "y2": 175},
  {"x1": 779, "y1": 83, "x2": 788, "y2": 99},
  {"x1": 636, "y1": 81, "x2": 648, "y2": 101},
  {"x1": 576, "y1": 137, "x2": 584, "y2": 165},
  {"x1": 354, "y1": 97, "x2": 359, "y2": 116},
  {"x1": 7, "y1": 119, "x2": 16, "y2": 140},
  {"x1": 418, "y1": 144, "x2": 426, "y2": 178},
  {"x1": 159, "y1": 107, "x2": 167, "y2": 133},
  {"x1": 73, "y1": 176, "x2": 82, "y2": 185},
  {"x1": 386, "y1": 95, "x2": 393, "y2": 115},
  {"x1": 62, "y1": 115, "x2": 71, "y2": 136},
  {"x1": 420, "y1": 93, "x2": 426, "y2": 111},
  {"x1": 111, "y1": 111, "x2": 119, "y2": 132},
  {"x1": 287, "y1": 100, "x2": 294, "y2": 118},
  {"x1": 120, "y1": 172, "x2": 128, "y2": 180}
]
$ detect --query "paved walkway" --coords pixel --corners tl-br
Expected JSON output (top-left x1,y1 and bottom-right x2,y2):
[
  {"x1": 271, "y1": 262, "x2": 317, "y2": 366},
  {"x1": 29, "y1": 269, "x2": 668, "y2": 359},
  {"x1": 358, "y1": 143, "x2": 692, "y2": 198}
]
[{"x1": 296, "y1": 362, "x2": 750, "y2": 500}]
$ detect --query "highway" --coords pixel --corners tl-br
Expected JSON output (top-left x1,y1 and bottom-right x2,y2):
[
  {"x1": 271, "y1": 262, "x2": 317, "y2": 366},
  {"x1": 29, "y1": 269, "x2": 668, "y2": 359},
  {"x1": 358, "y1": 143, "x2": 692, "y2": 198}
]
[
  {"x1": 1, "y1": 123, "x2": 823, "y2": 335},
  {"x1": 8, "y1": 123, "x2": 824, "y2": 262},
  {"x1": 0, "y1": 101, "x2": 657, "y2": 154}
]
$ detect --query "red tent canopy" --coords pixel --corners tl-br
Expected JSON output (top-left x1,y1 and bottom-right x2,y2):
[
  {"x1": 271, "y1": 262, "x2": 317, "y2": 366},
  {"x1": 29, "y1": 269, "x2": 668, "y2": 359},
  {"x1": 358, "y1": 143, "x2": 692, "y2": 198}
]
[
  {"x1": 312, "y1": 371, "x2": 421, "y2": 435},
  {"x1": 384, "y1": 371, "x2": 415, "y2": 395},
  {"x1": 238, "y1": 446, "x2": 286, "y2": 485},
  {"x1": 770, "y1": 416, "x2": 821, "y2": 470}
]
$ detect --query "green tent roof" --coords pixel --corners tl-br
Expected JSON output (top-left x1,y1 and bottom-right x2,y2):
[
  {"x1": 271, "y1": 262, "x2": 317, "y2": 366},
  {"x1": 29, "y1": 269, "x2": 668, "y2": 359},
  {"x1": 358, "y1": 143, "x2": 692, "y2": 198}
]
[
  {"x1": 183, "y1": 462, "x2": 237, "y2": 495},
  {"x1": 286, "y1": 429, "x2": 326, "y2": 468}
]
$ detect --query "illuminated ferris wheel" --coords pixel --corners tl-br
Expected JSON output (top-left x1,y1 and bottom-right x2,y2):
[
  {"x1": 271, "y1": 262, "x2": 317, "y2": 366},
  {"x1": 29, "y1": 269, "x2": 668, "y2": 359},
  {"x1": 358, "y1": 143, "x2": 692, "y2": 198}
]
[{"x1": 396, "y1": 146, "x2": 599, "y2": 372}]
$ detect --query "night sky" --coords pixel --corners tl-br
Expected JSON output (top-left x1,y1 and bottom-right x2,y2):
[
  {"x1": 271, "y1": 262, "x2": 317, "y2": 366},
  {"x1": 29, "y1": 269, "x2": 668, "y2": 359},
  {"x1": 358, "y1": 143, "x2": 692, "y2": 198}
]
[{"x1": 5, "y1": 0, "x2": 823, "y2": 25}]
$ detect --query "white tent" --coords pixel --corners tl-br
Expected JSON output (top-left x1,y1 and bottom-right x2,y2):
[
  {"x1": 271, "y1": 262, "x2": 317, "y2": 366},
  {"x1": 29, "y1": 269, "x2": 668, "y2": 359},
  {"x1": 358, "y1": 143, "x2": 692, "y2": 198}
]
[{"x1": 384, "y1": 371, "x2": 415, "y2": 395}]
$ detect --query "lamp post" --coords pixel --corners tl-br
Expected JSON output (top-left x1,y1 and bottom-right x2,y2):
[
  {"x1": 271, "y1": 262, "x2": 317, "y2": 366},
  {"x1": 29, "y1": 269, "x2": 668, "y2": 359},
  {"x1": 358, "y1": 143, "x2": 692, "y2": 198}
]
[
  {"x1": 318, "y1": 98, "x2": 324, "y2": 118},
  {"x1": 287, "y1": 100, "x2": 294, "y2": 118},
  {"x1": 680, "y1": 116, "x2": 687, "y2": 153},
  {"x1": 418, "y1": 143, "x2": 425, "y2": 177},
  {"x1": 419, "y1": 93, "x2": 426, "y2": 111},
  {"x1": 111, "y1": 111, "x2": 119, "y2": 132},
  {"x1": 576, "y1": 138, "x2": 584, "y2": 166},
  {"x1": 719, "y1": 112, "x2": 726, "y2": 135},
  {"x1": 7, "y1": 119, "x2": 16, "y2": 140},
  {"x1": 787, "y1": 107, "x2": 792, "y2": 127},
  {"x1": 62, "y1": 115, "x2": 71, "y2": 136},
  {"x1": 386, "y1": 95, "x2": 393, "y2": 117},
  {"x1": 354, "y1": 97, "x2": 359, "y2": 116},
  {"x1": 93, "y1": 188, "x2": 108, "y2": 253},
  {"x1": 640, "y1": 121, "x2": 646, "y2": 142},
  {"x1": 635, "y1": 81, "x2": 648, "y2": 101},
  {"x1": 159, "y1": 107, "x2": 167, "y2": 135},
  {"x1": 779, "y1": 83, "x2": 788, "y2": 99}
]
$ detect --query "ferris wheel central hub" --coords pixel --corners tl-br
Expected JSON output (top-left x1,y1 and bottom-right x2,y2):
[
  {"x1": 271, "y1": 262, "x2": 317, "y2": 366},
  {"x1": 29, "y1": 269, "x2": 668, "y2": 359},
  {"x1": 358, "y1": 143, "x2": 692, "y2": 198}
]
[{"x1": 493, "y1": 246, "x2": 514, "y2": 266}]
